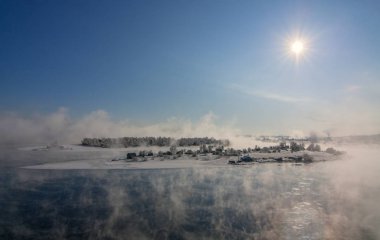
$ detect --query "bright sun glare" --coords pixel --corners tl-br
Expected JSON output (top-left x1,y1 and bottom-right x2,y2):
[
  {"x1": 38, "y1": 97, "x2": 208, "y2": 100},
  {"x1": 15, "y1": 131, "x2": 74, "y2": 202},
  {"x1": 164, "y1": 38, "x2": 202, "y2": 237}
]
[
  {"x1": 291, "y1": 40, "x2": 304, "y2": 55},
  {"x1": 283, "y1": 34, "x2": 310, "y2": 62}
]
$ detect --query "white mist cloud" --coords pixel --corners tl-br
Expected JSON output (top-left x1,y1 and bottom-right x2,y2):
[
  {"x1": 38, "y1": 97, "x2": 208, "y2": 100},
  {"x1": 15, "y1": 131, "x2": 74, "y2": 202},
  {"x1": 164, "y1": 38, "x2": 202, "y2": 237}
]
[
  {"x1": 0, "y1": 108, "x2": 241, "y2": 145},
  {"x1": 1, "y1": 97, "x2": 379, "y2": 147}
]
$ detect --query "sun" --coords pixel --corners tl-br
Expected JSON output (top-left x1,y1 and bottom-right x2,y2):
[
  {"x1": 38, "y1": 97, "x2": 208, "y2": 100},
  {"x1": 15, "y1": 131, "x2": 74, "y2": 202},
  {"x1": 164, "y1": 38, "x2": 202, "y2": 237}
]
[
  {"x1": 291, "y1": 40, "x2": 304, "y2": 55},
  {"x1": 282, "y1": 32, "x2": 311, "y2": 63}
]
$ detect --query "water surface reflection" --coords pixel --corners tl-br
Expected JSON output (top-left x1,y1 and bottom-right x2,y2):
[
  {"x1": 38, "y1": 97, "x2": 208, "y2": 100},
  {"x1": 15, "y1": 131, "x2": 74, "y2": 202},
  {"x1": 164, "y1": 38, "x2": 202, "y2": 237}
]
[{"x1": 0, "y1": 157, "x2": 379, "y2": 239}]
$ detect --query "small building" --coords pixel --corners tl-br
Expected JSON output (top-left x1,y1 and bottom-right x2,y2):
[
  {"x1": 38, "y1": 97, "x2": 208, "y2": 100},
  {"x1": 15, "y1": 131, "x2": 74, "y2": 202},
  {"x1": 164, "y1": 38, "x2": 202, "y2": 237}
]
[
  {"x1": 127, "y1": 153, "x2": 137, "y2": 159},
  {"x1": 147, "y1": 151, "x2": 154, "y2": 156},
  {"x1": 185, "y1": 150, "x2": 193, "y2": 155},
  {"x1": 240, "y1": 155, "x2": 254, "y2": 162}
]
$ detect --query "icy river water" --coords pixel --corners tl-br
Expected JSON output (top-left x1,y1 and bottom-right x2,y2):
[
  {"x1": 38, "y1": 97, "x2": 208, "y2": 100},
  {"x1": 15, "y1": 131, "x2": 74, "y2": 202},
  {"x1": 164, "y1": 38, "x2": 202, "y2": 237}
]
[{"x1": 0, "y1": 146, "x2": 379, "y2": 239}]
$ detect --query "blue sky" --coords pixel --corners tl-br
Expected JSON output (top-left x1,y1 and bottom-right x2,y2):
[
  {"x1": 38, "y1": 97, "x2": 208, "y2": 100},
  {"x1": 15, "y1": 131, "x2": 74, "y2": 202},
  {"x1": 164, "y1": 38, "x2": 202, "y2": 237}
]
[{"x1": 1, "y1": 0, "x2": 380, "y2": 136}]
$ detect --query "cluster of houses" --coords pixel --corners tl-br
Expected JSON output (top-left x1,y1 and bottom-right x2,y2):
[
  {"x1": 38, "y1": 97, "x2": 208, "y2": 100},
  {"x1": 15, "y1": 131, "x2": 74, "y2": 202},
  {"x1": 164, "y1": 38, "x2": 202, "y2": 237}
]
[
  {"x1": 118, "y1": 145, "x2": 225, "y2": 161},
  {"x1": 228, "y1": 154, "x2": 313, "y2": 165},
  {"x1": 110, "y1": 140, "x2": 342, "y2": 165},
  {"x1": 113, "y1": 141, "x2": 337, "y2": 162},
  {"x1": 119, "y1": 144, "x2": 276, "y2": 162}
]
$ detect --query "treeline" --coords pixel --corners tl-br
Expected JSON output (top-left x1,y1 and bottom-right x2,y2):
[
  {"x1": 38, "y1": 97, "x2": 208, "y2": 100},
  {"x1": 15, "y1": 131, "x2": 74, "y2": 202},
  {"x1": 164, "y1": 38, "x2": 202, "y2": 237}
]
[
  {"x1": 177, "y1": 137, "x2": 228, "y2": 146},
  {"x1": 81, "y1": 137, "x2": 229, "y2": 148}
]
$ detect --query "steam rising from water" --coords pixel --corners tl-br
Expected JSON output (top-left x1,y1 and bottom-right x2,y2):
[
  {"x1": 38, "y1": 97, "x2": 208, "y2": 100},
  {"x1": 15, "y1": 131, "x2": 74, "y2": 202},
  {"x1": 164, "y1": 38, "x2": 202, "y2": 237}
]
[
  {"x1": 1, "y1": 145, "x2": 379, "y2": 239},
  {"x1": 1, "y1": 107, "x2": 379, "y2": 239},
  {"x1": 0, "y1": 108, "x2": 241, "y2": 146},
  {"x1": 1, "y1": 108, "x2": 379, "y2": 149},
  {"x1": 0, "y1": 108, "x2": 275, "y2": 149}
]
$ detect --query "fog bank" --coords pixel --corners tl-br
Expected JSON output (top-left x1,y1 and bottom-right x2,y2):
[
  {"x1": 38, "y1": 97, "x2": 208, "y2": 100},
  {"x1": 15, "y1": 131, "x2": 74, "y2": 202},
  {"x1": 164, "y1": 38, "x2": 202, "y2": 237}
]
[{"x1": 0, "y1": 108, "x2": 241, "y2": 146}]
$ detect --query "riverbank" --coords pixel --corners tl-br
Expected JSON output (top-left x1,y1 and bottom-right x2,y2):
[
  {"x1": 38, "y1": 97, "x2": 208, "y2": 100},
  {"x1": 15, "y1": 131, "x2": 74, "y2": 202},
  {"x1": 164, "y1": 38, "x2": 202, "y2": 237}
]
[{"x1": 23, "y1": 150, "x2": 340, "y2": 170}]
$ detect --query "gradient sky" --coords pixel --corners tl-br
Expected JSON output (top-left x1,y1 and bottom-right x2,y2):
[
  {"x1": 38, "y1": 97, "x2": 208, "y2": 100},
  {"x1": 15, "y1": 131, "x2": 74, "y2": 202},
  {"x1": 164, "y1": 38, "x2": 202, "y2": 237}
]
[{"x1": 1, "y1": 0, "x2": 380, "y2": 136}]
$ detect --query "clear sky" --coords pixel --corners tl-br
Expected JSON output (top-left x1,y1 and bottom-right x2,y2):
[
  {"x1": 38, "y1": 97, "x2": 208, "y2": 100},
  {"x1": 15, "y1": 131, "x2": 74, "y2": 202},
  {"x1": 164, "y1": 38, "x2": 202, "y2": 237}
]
[{"x1": 1, "y1": 0, "x2": 380, "y2": 137}]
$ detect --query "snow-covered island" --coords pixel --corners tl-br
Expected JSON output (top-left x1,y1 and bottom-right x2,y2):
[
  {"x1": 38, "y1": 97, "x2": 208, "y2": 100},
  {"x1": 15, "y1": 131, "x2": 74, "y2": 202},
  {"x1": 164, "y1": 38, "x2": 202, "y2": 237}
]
[{"x1": 22, "y1": 138, "x2": 344, "y2": 170}]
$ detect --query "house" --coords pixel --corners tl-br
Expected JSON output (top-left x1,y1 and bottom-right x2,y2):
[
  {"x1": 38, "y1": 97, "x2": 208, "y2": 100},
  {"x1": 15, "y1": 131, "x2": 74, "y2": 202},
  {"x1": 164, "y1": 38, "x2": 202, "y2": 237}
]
[
  {"x1": 127, "y1": 153, "x2": 137, "y2": 159},
  {"x1": 240, "y1": 155, "x2": 254, "y2": 162}
]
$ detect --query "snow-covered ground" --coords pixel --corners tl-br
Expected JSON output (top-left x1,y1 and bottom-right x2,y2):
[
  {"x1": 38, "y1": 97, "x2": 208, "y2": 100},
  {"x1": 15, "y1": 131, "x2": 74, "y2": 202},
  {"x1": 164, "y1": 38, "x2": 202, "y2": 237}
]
[{"x1": 22, "y1": 147, "x2": 340, "y2": 170}]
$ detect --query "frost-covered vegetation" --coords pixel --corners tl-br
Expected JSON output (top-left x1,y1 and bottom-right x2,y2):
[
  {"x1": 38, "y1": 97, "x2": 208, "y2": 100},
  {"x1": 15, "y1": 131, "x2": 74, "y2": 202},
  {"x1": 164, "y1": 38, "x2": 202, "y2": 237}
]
[
  {"x1": 105, "y1": 141, "x2": 343, "y2": 166},
  {"x1": 81, "y1": 137, "x2": 229, "y2": 148}
]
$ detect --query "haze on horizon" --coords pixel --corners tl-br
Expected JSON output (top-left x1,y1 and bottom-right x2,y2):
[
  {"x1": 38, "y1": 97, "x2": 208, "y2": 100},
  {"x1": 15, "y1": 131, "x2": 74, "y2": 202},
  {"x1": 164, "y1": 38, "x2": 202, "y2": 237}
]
[{"x1": 1, "y1": 0, "x2": 380, "y2": 144}]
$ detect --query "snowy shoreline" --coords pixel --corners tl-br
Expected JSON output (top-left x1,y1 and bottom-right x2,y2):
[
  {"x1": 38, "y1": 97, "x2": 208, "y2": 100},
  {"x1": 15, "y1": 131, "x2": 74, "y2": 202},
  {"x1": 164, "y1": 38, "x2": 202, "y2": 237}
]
[{"x1": 22, "y1": 149, "x2": 341, "y2": 170}]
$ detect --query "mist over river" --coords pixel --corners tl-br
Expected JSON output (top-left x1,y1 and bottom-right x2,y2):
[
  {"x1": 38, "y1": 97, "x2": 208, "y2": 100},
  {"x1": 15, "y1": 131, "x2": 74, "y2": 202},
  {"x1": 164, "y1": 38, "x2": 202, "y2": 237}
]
[{"x1": 0, "y1": 145, "x2": 379, "y2": 240}]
